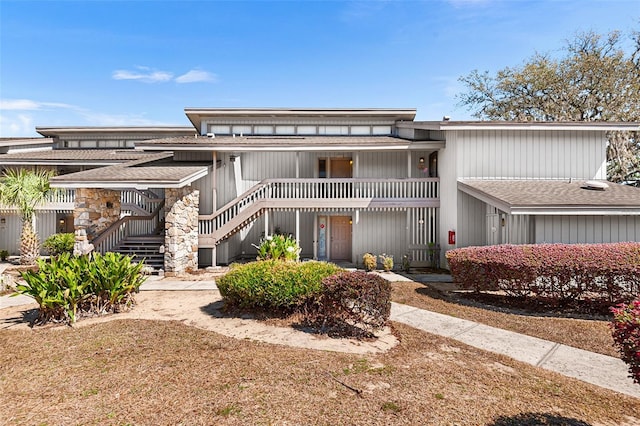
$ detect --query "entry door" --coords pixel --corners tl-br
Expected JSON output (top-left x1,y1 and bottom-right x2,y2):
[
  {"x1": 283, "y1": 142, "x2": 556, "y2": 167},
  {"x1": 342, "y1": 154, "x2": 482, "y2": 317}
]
[
  {"x1": 330, "y1": 158, "x2": 352, "y2": 178},
  {"x1": 330, "y1": 216, "x2": 352, "y2": 261},
  {"x1": 486, "y1": 213, "x2": 500, "y2": 245}
]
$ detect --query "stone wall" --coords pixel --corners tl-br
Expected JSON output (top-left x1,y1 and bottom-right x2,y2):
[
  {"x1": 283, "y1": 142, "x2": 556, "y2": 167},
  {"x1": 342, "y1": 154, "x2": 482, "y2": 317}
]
[
  {"x1": 74, "y1": 188, "x2": 121, "y2": 240},
  {"x1": 164, "y1": 187, "x2": 199, "y2": 275}
]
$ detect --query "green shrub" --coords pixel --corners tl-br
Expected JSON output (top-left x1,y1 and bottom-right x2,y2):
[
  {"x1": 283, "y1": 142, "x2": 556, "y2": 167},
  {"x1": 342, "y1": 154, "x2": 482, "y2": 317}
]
[
  {"x1": 363, "y1": 253, "x2": 376, "y2": 271},
  {"x1": 43, "y1": 233, "x2": 75, "y2": 256},
  {"x1": 0, "y1": 249, "x2": 8, "y2": 261},
  {"x1": 379, "y1": 254, "x2": 393, "y2": 272},
  {"x1": 314, "y1": 271, "x2": 391, "y2": 334},
  {"x1": 15, "y1": 251, "x2": 146, "y2": 324},
  {"x1": 252, "y1": 234, "x2": 301, "y2": 261},
  {"x1": 217, "y1": 260, "x2": 342, "y2": 311}
]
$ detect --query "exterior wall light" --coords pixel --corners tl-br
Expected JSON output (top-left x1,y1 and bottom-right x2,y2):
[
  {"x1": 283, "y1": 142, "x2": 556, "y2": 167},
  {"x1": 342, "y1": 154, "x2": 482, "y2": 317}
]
[{"x1": 417, "y1": 157, "x2": 428, "y2": 172}]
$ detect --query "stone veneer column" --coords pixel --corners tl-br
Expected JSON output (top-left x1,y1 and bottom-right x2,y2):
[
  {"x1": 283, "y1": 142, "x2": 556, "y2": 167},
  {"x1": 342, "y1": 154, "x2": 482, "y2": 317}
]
[
  {"x1": 73, "y1": 188, "x2": 121, "y2": 254},
  {"x1": 164, "y1": 187, "x2": 199, "y2": 275}
]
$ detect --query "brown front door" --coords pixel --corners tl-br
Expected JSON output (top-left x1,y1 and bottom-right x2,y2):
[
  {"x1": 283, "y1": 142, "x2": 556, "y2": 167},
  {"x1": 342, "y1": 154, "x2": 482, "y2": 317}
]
[
  {"x1": 330, "y1": 216, "x2": 352, "y2": 261},
  {"x1": 330, "y1": 158, "x2": 352, "y2": 178}
]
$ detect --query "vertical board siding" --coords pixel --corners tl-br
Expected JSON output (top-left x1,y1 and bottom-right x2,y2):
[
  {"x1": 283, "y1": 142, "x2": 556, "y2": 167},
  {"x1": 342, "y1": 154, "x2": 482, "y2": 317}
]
[
  {"x1": 0, "y1": 212, "x2": 57, "y2": 255},
  {"x1": 0, "y1": 213, "x2": 22, "y2": 255},
  {"x1": 458, "y1": 130, "x2": 605, "y2": 179},
  {"x1": 457, "y1": 191, "x2": 486, "y2": 247},
  {"x1": 353, "y1": 211, "x2": 407, "y2": 265},
  {"x1": 506, "y1": 214, "x2": 532, "y2": 244},
  {"x1": 358, "y1": 152, "x2": 406, "y2": 178},
  {"x1": 534, "y1": 215, "x2": 640, "y2": 244},
  {"x1": 192, "y1": 170, "x2": 214, "y2": 215},
  {"x1": 235, "y1": 212, "x2": 315, "y2": 259}
]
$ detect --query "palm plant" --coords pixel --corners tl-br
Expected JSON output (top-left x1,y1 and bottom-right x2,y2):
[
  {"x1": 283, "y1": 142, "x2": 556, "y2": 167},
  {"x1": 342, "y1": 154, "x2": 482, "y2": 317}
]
[{"x1": 0, "y1": 169, "x2": 55, "y2": 265}]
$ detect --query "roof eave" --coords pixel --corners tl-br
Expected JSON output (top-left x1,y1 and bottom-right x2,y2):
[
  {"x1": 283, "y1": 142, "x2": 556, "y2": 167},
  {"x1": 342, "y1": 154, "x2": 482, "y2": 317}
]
[
  {"x1": 400, "y1": 121, "x2": 640, "y2": 132},
  {"x1": 134, "y1": 143, "x2": 427, "y2": 152},
  {"x1": 510, "y1": 206, "x2": 640, "y2": 215},
  {"x1": 50, "y1": 167, "x2": 209, "y2": 190}
]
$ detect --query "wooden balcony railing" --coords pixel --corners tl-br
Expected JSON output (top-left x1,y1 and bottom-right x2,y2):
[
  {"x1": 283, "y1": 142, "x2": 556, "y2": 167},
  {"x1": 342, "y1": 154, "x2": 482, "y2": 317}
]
[{"x1": 199, "y1": 178, "x2": 439, "y2": 245}]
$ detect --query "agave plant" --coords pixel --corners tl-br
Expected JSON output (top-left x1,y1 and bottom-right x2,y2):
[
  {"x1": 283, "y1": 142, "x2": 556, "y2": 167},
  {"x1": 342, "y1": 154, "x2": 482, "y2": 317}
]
[{"x1": 0, "y1": 169, "x2": 56, "y2": 265}]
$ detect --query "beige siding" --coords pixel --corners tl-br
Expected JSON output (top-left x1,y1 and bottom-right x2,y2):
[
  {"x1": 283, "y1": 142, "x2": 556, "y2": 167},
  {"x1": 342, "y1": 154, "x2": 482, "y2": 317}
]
[
  {"x1": 534, "y1": 216, "x2": 640, "y2": 244},
  {"x1": 457, "y1": 130, "x2": 606, "y2": 180}
]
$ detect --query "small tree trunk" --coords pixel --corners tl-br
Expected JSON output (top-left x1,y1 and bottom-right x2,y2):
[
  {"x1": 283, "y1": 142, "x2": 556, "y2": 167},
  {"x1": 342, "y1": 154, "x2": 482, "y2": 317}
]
[{"x1": 20, "y1": 220, "x2": 40, "y2": 265}]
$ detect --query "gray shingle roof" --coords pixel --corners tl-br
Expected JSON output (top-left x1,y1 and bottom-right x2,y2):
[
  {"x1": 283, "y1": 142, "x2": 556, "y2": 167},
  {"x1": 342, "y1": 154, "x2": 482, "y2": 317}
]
[
  {"x1": 459, "y1": 179, "x2": 640, "y2": 214},
  {"x1": 50, "y1": 154, "x2": 208, "y2": 188},
  {"x1": 0, "y1": 149, "x2": 159, "y2": 164}
]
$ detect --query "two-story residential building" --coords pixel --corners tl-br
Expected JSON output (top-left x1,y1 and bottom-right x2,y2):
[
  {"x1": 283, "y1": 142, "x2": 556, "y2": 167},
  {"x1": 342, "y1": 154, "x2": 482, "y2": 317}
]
[{"x1": 1, "y1": 108, "x2": 639, "y2": 273}]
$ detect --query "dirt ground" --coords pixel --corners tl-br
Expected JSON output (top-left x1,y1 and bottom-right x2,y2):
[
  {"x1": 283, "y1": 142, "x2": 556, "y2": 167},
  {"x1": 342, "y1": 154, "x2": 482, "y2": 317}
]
[
  {"x1": 3, "y1": 272, "x2": 640, "y2": 425},
  {"x1": 0, "y1": 289, "x2": 397, "y2": 355}
]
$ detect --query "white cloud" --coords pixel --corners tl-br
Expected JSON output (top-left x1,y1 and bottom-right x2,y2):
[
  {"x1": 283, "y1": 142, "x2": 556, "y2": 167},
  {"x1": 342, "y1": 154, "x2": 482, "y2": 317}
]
[
  {"x1": 0, "y1": 99, "x2": 75, "y2": 111},
  {"x1": 0, "y1": 113, "x2": 35, "y2": 137},
  {"x1": 175, "y1": 69, "x2": 217, "y2": 84},
  {"x1": 112, "y1": 66, "x2": 174, "y2": 83},
  {"x1": 112, "y1": 66, "x2": 217, "y2": 84}
]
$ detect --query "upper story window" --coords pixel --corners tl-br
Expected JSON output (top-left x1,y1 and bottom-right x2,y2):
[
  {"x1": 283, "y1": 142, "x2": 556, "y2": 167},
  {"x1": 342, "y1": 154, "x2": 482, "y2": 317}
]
[{"x1": 206, "y1": 123, "x2": 394, "y2": 136}]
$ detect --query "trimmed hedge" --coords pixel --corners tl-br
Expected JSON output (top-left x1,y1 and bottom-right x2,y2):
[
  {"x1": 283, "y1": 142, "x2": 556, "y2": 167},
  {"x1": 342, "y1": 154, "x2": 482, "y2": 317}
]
[
  {"x1": 611, "y1": 300, "x2": 640, "y2": 384},
  {"x1": 315, "y1": 271, "x2": 391, "y2": 332},
  {"x1": 446, "y1": 243, "x2": 640, "y2": 302},
  {"x1": 217, "y1": 260, "x2": 342, "y2": 311}
]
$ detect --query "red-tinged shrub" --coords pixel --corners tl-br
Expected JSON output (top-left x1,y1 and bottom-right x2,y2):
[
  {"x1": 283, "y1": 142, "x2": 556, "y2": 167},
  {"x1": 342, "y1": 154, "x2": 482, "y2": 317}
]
[
  {"x1": 446, "y1": 243, "x2": 640, "y2": 303},
  {"x1": 611, "y1": 300, "x2": 640, "y2": 384},
  {"x1": 309, "y1": 271, "x2": 391, "y2": 337}
]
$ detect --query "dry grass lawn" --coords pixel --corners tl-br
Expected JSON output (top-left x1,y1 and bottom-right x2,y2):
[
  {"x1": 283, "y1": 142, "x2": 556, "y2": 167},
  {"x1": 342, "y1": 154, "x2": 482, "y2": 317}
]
[
  {"x1": 391, "y1": 280, "x2": 618, "y2": 358},
  {"x1": 1, "y1": 318, "x2": 639, "y2": 424},
  {"x1": 1, "y1": 272, "x2": 637, "y2": 424}
]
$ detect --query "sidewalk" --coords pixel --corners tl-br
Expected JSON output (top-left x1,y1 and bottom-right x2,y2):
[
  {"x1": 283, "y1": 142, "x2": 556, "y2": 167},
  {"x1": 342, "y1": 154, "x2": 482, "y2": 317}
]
[{"x1": 2, "y1": 272, "x2": 638, "y2": 398}]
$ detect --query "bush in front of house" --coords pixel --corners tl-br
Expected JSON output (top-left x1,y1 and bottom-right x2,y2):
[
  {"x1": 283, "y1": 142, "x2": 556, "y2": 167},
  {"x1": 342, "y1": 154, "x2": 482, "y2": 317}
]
[
  {"x1": 446, "y1": 242, "x2": 640, "y2": 302},
  {"x1": 43, "y1": 232, "x2": 75, "y2": 256},
  {"x1": 611, "y1": 299, "x2": 640, "y2": 384},
  {"x1": 310, "y1": 271, "x2": 392, "y2": 335},
  {"x1": 16, "y1": 251, "x2": 146, "y2": 324},
  {"x1": 252, "y1": 234, "x2": 301, "y2": 261},
  {"x1": 362, "y1": 253, "x2": 377, "y2": 271},
  {"x1": 217, "y1": 260, "x2": 342, "y2": 311}
]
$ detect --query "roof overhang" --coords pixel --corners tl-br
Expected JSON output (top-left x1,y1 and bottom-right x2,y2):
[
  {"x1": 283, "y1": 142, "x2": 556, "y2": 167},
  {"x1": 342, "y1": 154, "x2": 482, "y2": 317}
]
[
  {"x1": 49, "y1": 153, "x2": 209, "y2": 189},
  {"x1": 458, "y1": 179, "x2": 640, "y2": 215},
  {"x1": 50, "y1": 167, "x2": 209, "y2": 190},
  {"x1": 185, "y1": 108, "x2": 417, "y2": 132},
  {"x1": 36, "y1": 126, "x2": 195, "y2": 138},
  {"x1": 135, "y1": 135, "x2": 444, "y2": 152},
  {"x1": 0, "y1": 138, "x2": 54, "y2": 148},
  {"x1": 399, "y1": 121, "x2": 640, "y2": 132}
]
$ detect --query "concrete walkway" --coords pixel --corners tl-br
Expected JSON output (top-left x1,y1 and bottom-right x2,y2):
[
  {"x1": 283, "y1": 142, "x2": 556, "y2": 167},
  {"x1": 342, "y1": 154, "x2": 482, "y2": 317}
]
[{"x1": 2, "y1": 271, "x2": 638, "y2": 398}]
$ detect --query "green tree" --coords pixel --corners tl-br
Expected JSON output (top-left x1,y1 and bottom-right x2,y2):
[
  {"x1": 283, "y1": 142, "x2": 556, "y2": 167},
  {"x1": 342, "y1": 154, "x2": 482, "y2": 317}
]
[
  {"x1": 457, "y1": 28, "x2": 640, "y2": 184},
  {"x1": 0, "y1": 169, "x2": 56, "y2": 265}
]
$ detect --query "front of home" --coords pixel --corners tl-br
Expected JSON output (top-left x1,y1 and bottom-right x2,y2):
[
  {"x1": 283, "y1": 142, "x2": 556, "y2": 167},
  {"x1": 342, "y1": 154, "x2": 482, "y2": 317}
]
[{"x1": 1, "y1": 108, "x2": 640, "y2": 274}]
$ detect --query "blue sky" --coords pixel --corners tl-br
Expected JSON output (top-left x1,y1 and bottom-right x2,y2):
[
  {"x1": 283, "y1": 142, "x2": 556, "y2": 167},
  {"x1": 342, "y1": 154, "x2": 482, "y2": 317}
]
[{"x1": 0, "y1": 0, "x2": 638, "y2": 137}]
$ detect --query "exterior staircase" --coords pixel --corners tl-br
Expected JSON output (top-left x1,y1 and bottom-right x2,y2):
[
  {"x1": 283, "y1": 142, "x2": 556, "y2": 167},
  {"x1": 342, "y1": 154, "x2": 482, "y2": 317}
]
[
  {"x1": 113, "y1": 234, "x2": 164, "y2": 271},
  {"x1": 198, "y1": 178, "x2": 441, "y2": 248}
]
